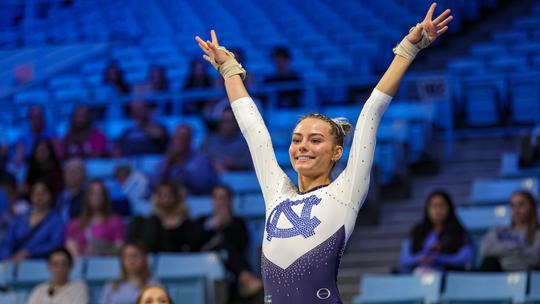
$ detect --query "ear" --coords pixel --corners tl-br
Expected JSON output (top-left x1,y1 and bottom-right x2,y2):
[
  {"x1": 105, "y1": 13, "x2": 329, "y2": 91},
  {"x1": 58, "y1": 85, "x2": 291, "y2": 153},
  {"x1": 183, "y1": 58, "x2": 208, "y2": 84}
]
[{"x1": 332, "y1": 145, "x2": 344, "y2": 162}]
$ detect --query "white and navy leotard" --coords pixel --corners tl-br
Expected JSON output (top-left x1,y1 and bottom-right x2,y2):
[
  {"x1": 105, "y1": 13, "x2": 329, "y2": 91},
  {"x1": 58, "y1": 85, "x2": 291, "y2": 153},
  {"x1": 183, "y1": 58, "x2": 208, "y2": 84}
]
[{"x1": 231, "y1": 89, "x2": 392, "y2": 304}]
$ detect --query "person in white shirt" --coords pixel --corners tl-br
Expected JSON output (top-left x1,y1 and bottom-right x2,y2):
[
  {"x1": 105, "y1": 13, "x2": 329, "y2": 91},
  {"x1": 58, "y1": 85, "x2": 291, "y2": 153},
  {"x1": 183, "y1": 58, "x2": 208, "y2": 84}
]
[
  {"x1": 195, "y1": 3, "x2": 453, "y2": 303},
  {"x1": 27, "y1": 247, "x2": 88, "y2": 304}
]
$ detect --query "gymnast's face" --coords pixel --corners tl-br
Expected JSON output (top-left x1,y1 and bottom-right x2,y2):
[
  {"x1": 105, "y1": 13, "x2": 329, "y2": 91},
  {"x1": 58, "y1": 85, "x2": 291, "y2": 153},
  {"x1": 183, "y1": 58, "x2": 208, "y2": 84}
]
[{"x1": 289, "y1": 118, "x2": 342, "y2": 178}]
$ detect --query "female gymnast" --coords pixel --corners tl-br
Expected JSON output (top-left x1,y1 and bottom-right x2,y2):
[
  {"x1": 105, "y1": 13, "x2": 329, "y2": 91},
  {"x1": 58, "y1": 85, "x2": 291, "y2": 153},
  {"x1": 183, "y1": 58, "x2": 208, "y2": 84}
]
[{"x1": 195, "y1": 3, "x2": 453, "y2": 303}]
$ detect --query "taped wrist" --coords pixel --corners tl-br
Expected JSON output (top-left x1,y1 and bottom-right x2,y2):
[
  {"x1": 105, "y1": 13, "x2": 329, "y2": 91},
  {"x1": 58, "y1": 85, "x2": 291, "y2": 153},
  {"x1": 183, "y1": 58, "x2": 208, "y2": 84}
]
[
  {"x1": 392, "y1": 24, "x2": 431, "y2": 61},
  {"x1": 213, "y1": 47, "x2": 246, "y2": 80}
]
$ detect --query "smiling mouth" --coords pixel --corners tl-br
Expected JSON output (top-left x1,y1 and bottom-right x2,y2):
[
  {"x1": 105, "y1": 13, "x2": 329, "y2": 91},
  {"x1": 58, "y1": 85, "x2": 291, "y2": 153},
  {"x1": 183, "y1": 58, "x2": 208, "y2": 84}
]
[{"x1": 296, "y1": 156, "x2": 315, "y2": 161}]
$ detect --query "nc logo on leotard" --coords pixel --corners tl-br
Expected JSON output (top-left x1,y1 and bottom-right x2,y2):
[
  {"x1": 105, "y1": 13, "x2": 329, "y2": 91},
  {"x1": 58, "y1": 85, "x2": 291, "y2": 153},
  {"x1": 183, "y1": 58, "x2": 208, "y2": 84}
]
[{"x1": 266, "y1": 195, "x2": 322, "y2": 241}]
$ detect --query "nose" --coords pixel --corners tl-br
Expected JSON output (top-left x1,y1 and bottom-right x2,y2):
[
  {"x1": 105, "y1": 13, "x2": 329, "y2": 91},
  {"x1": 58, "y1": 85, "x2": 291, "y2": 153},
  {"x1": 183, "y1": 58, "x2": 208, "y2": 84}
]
[{"x1": 298, "y1": 140, "x2": 308, "y2": 153}]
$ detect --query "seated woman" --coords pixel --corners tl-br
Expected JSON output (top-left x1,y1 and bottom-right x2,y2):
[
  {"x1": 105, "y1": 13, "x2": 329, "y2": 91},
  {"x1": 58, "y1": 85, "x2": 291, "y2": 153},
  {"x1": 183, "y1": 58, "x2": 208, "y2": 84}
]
[
  {"x1": 27, "y1": 247, "x2": 89, "y2": 304},
  {"x1": 479, "y1": 190, "x2": 540, "y2": 271},
  {"x1": 128, "y1": 181, "x2": 204, "y2": 253},
  {"x1": 65, "y1": 180, "x2": 125, "y2": 257},
  {"x1": 100, "y1": 243, "x2": 158, "y2": 304},
  {"x1": 198, "y1": 185, "x2": 262, "y2": 298},
  {"x1": 399, "y1": 190, "x2": 474, "y2": 273},
  {"x1": 0, "y1": 180, "x2": 65, "y2": 261}
]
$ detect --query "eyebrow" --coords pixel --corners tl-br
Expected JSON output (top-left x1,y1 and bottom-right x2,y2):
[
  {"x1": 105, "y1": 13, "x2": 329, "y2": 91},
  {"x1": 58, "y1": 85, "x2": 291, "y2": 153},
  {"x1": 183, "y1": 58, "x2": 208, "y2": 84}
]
[{"x1": 292, "y1": 132, "x2": 326, "y2": 137}]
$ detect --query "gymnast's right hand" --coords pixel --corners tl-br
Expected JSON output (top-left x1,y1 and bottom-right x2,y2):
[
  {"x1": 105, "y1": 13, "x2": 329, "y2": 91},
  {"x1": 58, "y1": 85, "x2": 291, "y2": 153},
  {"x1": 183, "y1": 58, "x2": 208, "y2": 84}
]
[{"x1": 195, "y1": 30, "x2": 246, "y2": 79}]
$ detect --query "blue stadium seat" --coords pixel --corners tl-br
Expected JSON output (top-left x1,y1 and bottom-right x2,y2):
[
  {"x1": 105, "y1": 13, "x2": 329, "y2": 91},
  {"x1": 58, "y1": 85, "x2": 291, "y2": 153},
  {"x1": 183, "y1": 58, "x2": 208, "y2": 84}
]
[
  {"x1": 529, "y1": 272, "x2": 540, "y2": 303},
  {"x1": 442, "y1": 272, "x2": 527, "y2": 303},
  {"x1": 470, "y1": 177, "x2": 539, "y2": 205},
  {"x1": 0, "y1": 292, "x2": 19, "y2": 304},
  {"x1": 85, "y1": 256, "x2": 121, "y2": 304},
  {"x1": 234, "y1": 193, "x2": 265, "y2": 218},
  {"x1": 508, "y1": 72, "x2": 540, "y2": 124},
  {"x1": 186, "y1": 196, "x2": 213, "y2": 218},
  {"x1": 155, "y1": 253, "x2": 225, "y2": 304},
  {"x1": 85, "y1": 158, "x2": 131, "y2": 179},
  {"x1": 219, "y1": 172, "x2": 261, "y2": 194},
  {"x1": 353, "y1": 273, "x2": 442, "y2": 304},
  {"x1": 462, "y1": 75, "x2": 505, "y2": 126},
  {"x1": 457, "y1": 205, "x2": 511, "y2": 233},
  {"x1": 14, "y1": 90, "x2": 49, "y2": 104},
  {"x1": 0, "y1": 261, "x2": 14, "y2": 289}
]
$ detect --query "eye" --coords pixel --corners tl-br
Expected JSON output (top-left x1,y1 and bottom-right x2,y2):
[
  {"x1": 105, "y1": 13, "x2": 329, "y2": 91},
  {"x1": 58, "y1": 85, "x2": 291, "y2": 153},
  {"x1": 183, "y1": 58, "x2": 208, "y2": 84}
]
[
  {"x1": 292, "y1": 138, "x2": 300, "y2": 144},
  {"x1": 311, "y1": 138, "x2": 322, "y2": 144}
]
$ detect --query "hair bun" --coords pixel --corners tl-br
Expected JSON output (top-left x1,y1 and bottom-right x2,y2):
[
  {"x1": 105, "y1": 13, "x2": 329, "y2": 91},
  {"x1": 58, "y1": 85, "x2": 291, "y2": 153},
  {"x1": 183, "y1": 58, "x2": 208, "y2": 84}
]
[{"x1": 331, "y1": 117, "x2": 353, "y2": 137}]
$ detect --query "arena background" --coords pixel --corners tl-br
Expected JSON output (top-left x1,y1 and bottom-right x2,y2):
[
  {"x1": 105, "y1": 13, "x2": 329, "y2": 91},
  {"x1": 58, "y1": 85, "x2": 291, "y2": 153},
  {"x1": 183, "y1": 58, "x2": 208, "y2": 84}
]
[{"x1": 0, "y1": 0, "x2": 539, "y2": 303}]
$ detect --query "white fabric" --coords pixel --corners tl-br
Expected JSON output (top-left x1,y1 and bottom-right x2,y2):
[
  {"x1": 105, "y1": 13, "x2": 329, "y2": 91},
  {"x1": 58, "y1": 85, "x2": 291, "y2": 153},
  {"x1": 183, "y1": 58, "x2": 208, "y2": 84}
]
[{"x1": 27, "y1": 280, "x2": 89, "y2": 304}]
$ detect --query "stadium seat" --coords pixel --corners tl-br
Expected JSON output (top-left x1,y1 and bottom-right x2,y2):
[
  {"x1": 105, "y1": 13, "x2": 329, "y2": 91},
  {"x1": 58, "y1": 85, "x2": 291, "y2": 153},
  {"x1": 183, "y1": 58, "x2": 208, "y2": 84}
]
[
  {"x1": 0, "y1": 292, "x2": 19, "y2": 304},
  {"x1": 85, "y1": 256, "x2": 121, "y2": 304},
  {"x1": 457, "y1": 205, "x2": 511, "y2": 233},
  {"x1": 529, "y1": 272, "x2": 540, "y2": 303},
  {"x1": 442, "y1": 272, "x2": 527, "y2": 303},
  {"x1": 469, "y1": 177, "x2": 539, "y2": 205},
  {"x1": 219, "y1": 172, "x2": 261, "y2": 194},
  {"x1": 461, "y1": 75, "x2": 505, "y2": 126},
  {"x1": 186, "y1": 196, "x2": 213, "y2": 218},
  {"x1": 0, "y1": 261, "x2": 14, "y2": 289},
  {"x1": 353, "y1": 273, "x2": 442, "y2": 304},
  {"x1": 155, "y1": 253, "x2": 225, "y2": 304},
  {"x1": 508, "y1": 72, "x2": 540, "y2": 124}
]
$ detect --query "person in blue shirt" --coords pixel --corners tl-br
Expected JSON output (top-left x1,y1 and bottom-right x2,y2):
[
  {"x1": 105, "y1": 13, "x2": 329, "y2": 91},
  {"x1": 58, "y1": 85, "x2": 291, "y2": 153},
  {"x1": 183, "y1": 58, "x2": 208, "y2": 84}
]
[
  {"x1": 399, "y1": 190, "x2": 474, "y2": 273},
  {"x1": 0, "y1": 180, "x2": 65, "y2": 261}
]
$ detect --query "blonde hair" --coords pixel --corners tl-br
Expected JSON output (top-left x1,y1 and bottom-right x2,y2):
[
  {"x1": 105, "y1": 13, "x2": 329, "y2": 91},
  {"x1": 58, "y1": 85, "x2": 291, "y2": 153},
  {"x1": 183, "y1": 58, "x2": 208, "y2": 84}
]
[
  {"x1": 112, "y1": 243, "x2": 151, "y2": 291},
  {"x1": 297, "y1": 113, "x2": 353, "y2": 147},
  {"x1": 153, "y1": 181, "x2": 189, "y2": 219},
  {"x1": 136, "y1": 284, "x2": 174, "y2": 304}
]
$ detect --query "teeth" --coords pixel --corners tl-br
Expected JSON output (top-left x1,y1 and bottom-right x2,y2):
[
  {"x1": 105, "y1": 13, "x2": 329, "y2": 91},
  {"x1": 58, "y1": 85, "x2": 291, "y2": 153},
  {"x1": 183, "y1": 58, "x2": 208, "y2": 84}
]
[{"x1": 298, "y1": 156, "x2": 311, "y2": 161}]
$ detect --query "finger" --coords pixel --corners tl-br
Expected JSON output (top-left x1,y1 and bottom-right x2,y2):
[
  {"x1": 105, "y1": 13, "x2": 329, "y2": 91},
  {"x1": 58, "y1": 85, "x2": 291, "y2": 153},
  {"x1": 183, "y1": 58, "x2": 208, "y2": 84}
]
[
  {"x1": 437, "y1": 15, "x2": 453, "y2": 28},
  {"x1": 198, "y1": 43, "x2": 211, "y2": 55},
  {"x1": 436, "y1": 26, "x2": 448, "y2": 36},
  {"x1": 195, "y1": 36, "x2": 209, "y2": 48},
  {"x1": 425, "y1": 2, "x2": 437, "y2": 21},
  {"x1": 202, "y1": 55, "x2": 213, "y2": 63},
  {"x1": 433, "y1": 9, "x2": 451, "y2": 25},
  {"x1": 211, "y1": 29, "x2": 219, "y2": 46}
]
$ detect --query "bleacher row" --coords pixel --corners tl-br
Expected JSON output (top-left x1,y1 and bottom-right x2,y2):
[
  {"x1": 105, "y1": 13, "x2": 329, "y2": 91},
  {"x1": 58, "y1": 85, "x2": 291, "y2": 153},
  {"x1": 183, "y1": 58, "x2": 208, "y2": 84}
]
[
  {"x1": 0, "y1": 252, "x2": 224, "y2": 304},
  {"x1": 448, "y1": 3, "x2": 540, "y2": 127},
  {"x1": 354, "y1": 271, "x2": 540, "y2": 304}
]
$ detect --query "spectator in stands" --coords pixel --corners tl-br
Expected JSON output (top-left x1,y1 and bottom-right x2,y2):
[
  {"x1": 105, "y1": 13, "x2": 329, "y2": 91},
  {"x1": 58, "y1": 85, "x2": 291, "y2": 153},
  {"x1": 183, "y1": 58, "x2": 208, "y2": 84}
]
[
  {"x1": 183, "y1": 57, "x2": 214, "y2": 114},
  {"x1": 100, "y1": 243, "x2": 158, "y2": 304},
  {"x1": 103, "y1": 61, "x2": 130, "y2": 94},
  {"x1": 27, "y1": 247, "x2": 89, "y2": 304},
  {"x1": 114, "y1": 163, "x2": 151, "y2": 204},
  {"x1": 199, "y1": 185, "x2": 262, "y2": 298},
  {"x1": 0, "y1": 171, "x2": 30, "y2": 234},
  {"x1": 65, "y1": 180, "x2": 125, "y2": 257},
  {"x1": 25, "y1": 138, "x2": 64, "y2": 197},
  {"x1": 116, "y1": 100, "x2": 169, "y2": 156},
  {"x1": 55, "y1": 158, "x2": 87, "y2": 223},
  {"x1": 399, "y1": 190, "x2": 474, "y2": 273},
  {"x1": 518, "y1": 125, "x2": 540, "y2": 168},
  {"x1": 264, "y1": 46, "x2": 302, "y2": 108},
  {"x1": 0, "y1": 180, "x2": 65, "y2": 261},
  {"x1": 200, "y1": 107, "x2": 252, "y2": 173},
  {"x1": 184, "y1": 58, "x2": 213, "y2": 89},
  {"x1": 148, "y1": 65, "x2": 169, "y2": 92},
  {"x1": 136, "y1": 285, "x2": 173, "y2": 304},
  {"x1": 13, "y1": 105, "x2": 54, "y2": 166},
  {"x1": 479, "y1": 190, "x2": 540, "y2": 271},
  {"x1": 59, "y1": 104, "x2": 108, "y2": 159},
  {"x1": 128, "y1": 181, "x2": 204, "y2": 253},
  {"x1": 133, "y1": 65, "x2": 170, "y2": 98},
  {"x1": 154, "y1": 125, "x2": 217, "y2": 195}
]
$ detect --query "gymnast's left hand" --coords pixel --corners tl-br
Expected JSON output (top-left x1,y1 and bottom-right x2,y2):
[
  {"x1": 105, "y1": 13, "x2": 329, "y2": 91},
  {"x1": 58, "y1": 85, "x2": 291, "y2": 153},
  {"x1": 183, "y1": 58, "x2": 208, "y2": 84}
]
[{"x1": 407, "y1": 3, "x2": 453, "y2": 44}]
